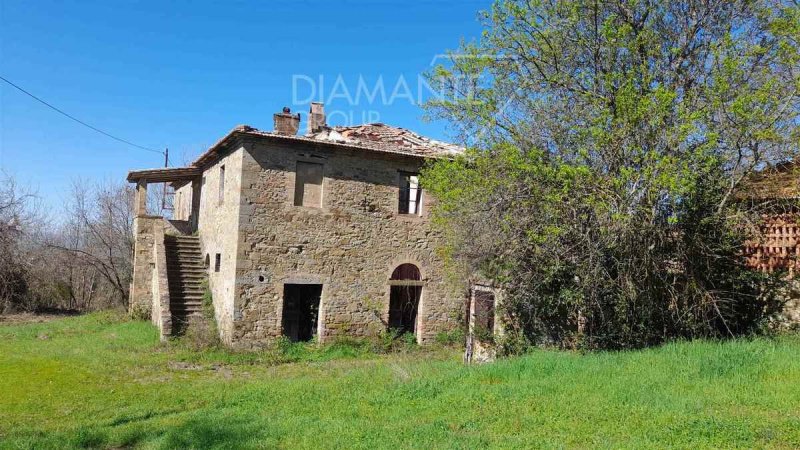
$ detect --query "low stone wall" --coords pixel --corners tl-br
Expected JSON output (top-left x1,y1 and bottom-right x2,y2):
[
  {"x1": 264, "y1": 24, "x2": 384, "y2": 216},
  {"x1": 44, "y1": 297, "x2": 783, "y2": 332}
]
[
  {"x1": 130, "y1": 216, "x2": 156, "y2": 316},
  {"x1": 130, "y1": 215, "x2": 172, "y2": 340},
  {"x1": 151, "y1": 220, "x2": 172, "y2": 339}
]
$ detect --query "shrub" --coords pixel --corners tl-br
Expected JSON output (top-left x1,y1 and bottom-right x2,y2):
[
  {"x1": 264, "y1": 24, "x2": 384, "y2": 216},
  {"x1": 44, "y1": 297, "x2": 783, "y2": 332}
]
[{"x1": 423, "y1": 0, "x2": 799, "y2": 351}]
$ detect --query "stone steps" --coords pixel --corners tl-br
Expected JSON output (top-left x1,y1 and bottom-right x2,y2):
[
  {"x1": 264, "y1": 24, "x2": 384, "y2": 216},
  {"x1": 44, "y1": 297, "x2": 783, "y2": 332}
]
[{"x1": 164, "y1": 235, "x2": 207, "y2": 332}]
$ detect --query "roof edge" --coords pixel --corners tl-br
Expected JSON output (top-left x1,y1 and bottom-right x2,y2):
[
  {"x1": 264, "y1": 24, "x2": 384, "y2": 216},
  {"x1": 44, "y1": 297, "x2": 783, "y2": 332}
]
[{"x1": 189, "y1": 125, "x2": 460, "y2": 171}]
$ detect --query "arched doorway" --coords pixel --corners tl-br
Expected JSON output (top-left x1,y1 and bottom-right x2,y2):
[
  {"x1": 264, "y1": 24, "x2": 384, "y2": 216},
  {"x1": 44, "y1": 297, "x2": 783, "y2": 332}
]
[{"x1": 388, "y1": 264, "x2": 423, "y2": 336}]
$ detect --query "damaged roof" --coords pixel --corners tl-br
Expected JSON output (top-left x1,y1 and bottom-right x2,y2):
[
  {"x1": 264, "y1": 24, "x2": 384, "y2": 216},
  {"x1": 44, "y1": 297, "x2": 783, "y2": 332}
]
[
  {"x1": 191, "y1": 123, "x2": 464, "y2": 168},
  {"x1": 129, "y1": 122, "x2": 464, "y2": 183},
  {"x1": 741, "y1": 161, "x2": 800, "y2": 200},
  {"x1": 310, "y1": 123, "x2": 464, "y2": 157}
]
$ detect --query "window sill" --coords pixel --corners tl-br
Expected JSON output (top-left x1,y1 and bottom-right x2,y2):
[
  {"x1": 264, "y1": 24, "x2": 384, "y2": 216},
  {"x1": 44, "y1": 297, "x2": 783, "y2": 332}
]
[
  {"x1": 292, "y1": 205, "x2": 324, "y2": 211},
  {"x1": 396, "y1": 213, "x2": 426, "y2": 222}
]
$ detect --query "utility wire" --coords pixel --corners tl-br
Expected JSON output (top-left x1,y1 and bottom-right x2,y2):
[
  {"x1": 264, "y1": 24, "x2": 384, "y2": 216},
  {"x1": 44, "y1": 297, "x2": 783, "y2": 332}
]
[{"x1": 0, "y1": 75, "x2": 164, "y2": 155}]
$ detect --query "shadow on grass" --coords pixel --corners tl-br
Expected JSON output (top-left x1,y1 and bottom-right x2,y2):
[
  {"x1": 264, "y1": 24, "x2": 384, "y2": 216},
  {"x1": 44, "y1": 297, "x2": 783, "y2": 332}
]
[
  {"x1": 157, "y1": 414, "x2": 277, "y2": 449},
  {"x1": 165, "y1": 333, "x2": 435, "y2": 368}
]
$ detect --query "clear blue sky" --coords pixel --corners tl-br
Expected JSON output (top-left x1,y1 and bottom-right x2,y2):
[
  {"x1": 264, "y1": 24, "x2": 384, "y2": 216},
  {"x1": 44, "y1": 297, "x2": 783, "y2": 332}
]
[{"x1": 0, "y1": 0, "x2": 489, "y2": 215}]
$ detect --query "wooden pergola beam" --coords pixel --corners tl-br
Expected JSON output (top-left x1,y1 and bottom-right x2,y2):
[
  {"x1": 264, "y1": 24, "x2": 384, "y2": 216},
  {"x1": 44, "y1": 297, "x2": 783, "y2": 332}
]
[{"x1": 126, "y1": 167, "x2": 202, "y2": 183}]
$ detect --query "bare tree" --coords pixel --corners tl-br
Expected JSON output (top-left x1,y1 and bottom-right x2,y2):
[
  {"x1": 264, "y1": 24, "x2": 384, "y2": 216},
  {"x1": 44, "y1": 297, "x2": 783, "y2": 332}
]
[
  {"x1": 0, "y1": 173, "x2": 51, "y2": 313},
  {"x1": 46, "y1": 180, "x2": 135, "y2": 308}
]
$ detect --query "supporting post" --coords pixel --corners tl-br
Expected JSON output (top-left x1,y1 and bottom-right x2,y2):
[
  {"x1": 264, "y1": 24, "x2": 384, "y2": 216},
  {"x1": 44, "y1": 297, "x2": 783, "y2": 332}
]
[
  {"x1": 190, "y1": 175, "x2": 202, "y2": 232},
  {"x1": 135, "y1": 180, "x2": 148, "y2": 217},
  {"x1": 161, "y1": 148, "x2": 169, "y2": 214}
]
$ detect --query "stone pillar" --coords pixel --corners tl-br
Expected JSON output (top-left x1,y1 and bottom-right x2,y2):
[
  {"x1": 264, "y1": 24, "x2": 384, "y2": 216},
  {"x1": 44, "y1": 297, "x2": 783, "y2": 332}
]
[
  {"x1": 129, "y1": 216, "x2": 155, "y2": 317},
  {"x1": 190, "y1": 176, "x2": 202, "y2": 232},
  {"x1": 129, "y1": 178, "x2": 155, "y2": 317},
  {"x1": 135, "y1": 180, "x2": 148, "y2": 217}
]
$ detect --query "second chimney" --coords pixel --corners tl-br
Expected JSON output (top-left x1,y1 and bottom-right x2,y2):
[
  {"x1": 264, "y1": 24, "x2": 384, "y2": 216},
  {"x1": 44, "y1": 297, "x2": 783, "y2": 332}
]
[
  {"x1": 307, "y1": 102, "x2": 326, "y2": 134},
  {"x1": 274, "y1": 107, "x2": 300, "y2": 135}
]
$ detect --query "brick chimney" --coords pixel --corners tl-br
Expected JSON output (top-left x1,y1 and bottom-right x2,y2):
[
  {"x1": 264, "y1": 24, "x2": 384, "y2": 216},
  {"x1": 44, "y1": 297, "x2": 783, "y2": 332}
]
[
  {"x1": 273, "y1": 107, "x2": 300, "y2": 135},
  {"x1": 307, "y1": 102, "x2": 326, "y2": 134}
]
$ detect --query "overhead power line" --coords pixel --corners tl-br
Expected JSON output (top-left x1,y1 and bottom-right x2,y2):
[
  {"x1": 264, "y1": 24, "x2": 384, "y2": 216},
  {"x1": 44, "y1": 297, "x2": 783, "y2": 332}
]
[{"x1": 0, "y1": 75, "x2": 164, "y2": 155}]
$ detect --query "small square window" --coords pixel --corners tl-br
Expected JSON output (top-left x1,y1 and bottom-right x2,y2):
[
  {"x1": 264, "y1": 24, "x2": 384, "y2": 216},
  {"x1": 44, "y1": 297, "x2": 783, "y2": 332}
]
[
  {"x1": 398, "y1": 172, "x2": 421, "y2": 215},
  {"x1": 214, "y1": 253, "x2": 221, "y2": 272}
]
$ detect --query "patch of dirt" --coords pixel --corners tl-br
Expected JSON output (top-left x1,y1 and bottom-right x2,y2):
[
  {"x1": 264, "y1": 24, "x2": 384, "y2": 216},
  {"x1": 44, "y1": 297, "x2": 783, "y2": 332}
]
[
  {"x1": 168, "y1": 361, "x2": 204, "y2": 371},
  {"x1": 0, "y1": 313, "x2": 75, "y2": 325},
  {"x1": 167, "y1": 362, "x2": 234, "y2": 379}
]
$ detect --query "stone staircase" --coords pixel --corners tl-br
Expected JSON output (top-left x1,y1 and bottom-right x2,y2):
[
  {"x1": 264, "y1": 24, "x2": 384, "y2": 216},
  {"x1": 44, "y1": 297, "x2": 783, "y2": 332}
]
[{"x1": 164, "y1": 235, "x2": 207, "y2": 333}]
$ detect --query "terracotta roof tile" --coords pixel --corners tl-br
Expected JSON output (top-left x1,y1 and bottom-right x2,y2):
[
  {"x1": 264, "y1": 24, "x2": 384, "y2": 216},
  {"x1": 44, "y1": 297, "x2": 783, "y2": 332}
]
[
  {"x1": 190, "y1": 123, "x2": 464, "y2": 168},
  {"x1": 741, "y1": 162, "x2": 800, "y2": 200},
  {"x1": 312, "y1": 123, "x2": 464, "y2": 157}
]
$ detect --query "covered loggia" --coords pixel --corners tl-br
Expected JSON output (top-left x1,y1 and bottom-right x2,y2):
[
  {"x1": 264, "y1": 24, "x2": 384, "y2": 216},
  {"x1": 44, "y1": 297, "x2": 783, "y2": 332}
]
[{"x1": 125, "y1": 167, "x2": 203, "y2": 336}]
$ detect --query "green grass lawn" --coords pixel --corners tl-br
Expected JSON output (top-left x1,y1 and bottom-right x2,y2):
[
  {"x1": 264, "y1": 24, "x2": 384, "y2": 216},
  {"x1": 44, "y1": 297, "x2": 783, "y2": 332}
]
[{"x1": 1, "y1": 313, "x2": 799, "y2": 449}]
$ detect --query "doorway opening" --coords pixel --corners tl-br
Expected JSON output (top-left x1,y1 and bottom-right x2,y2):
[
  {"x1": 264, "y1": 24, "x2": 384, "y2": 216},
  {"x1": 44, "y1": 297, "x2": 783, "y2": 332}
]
[
  {"x1": 281, "y1": 284, "x2": 322, "y2": 342},
  {"x1": 473, "y1": 289, "x2": 496, "y2": 338},
  {"x1": 388, "y1": 264, "x2": 423, "y2": 336}
]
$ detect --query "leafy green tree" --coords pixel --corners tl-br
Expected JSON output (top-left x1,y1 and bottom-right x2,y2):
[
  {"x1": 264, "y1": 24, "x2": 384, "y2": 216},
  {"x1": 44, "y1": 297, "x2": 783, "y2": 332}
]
[{"x1": 424, "y1": 0, "x2": 800, "y2": 350}]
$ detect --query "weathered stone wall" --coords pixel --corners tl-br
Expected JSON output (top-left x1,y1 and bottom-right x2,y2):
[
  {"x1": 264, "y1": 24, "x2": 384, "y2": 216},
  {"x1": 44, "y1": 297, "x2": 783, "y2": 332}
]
[
  {"x1": 129, "y1": 216, "x2": 157, "y2": 316},
  {"x1": 228, "y1": 139, "x2": 465, "y2": 347},
  {"x1": 129, "y1": 215, "x2": 173, "y2": 339},
  {"x1": 172, "y1": 183, "x2": 193, "y2": 221},
  {"x1": 151, "y1": 219, "x2": 172, "y2": 339},
  {"x1": 197, "y1": 147, "x2": 244, "y2": 344}
]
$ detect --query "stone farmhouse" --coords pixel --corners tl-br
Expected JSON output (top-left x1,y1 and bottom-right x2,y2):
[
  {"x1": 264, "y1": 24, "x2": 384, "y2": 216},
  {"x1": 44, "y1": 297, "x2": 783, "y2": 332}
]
[{"x1": 127, "y1": 103, "x2": 498, "y2": 350}]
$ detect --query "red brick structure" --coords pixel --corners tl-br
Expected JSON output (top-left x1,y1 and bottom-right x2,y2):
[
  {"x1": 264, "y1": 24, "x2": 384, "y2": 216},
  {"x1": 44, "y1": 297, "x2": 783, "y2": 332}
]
[
  {"x1": 744, "y1": 214, "x2": 800, "y2": 274},
  {"x1": 740, "y1": 163, "x2": 800, "y2": 324},
  {"x1": 742, "y1": 163, "x2": 800, "y2": 274}
]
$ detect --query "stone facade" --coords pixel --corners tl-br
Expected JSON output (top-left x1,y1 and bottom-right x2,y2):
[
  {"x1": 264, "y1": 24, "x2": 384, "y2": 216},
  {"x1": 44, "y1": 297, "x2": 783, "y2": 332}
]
[
  {"x1": 128, "y1": 113, "x2": 468, "y2": 348},
  {"x1": 225, "y1": 139, "x2": 464, "y2": 346},
  {"x1": 197, "y1": 148, "x2": 244, "y2": 344}
]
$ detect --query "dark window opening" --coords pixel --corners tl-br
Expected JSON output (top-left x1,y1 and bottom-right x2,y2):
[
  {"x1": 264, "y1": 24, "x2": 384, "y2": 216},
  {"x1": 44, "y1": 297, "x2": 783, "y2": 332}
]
[
  {"x1": 398, "y1": 172, "x2": 421, "y2": 215},
  {"x1": 294, "y1": 161, "x2": 324, "y2": 207},
  {"x1": 214, "y1": 253, "x2": 221, "y2": 272},
  {"x1": 218, "y1": 165, "x2": 225, "y2": 204},
  {"x1": 474, "y1": 290, "x2": 495, "y2": 335},
  {"x1": 204, "y1": 254, "x2": 210, "y2": 269},
  {"x1": 281, "y1": 284, "x2": 322, "y2": 342}
]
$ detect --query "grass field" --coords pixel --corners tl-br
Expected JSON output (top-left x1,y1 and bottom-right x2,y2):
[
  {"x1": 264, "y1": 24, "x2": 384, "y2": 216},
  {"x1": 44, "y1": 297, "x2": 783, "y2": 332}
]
[{"x1": 1, "y1": 313, "x2": 799, "y2": 449}]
